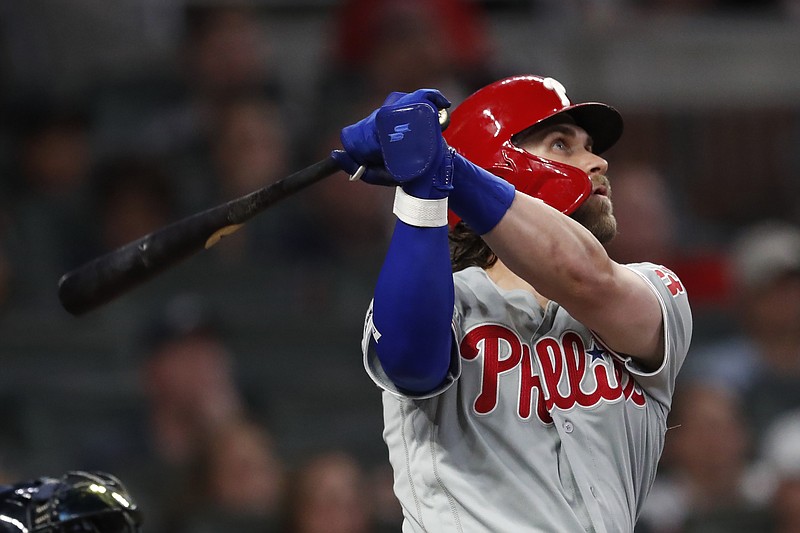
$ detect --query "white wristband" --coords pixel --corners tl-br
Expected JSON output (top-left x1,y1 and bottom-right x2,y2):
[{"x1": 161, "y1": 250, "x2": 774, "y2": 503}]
[{"x1": 392, "y1": 187, "x2": 448, "y2": 227}]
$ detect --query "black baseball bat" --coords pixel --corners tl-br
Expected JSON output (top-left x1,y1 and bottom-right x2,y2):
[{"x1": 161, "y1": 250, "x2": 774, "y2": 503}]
[
  {"x1": 58, "y1": 155, "x2": 342, "y2": 316},
  {"x1": 58, "y1": 107, "x2": 450, "y2": 316}
]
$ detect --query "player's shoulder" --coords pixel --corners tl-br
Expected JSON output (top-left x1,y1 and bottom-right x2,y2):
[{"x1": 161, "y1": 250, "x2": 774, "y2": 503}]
[
  {"x1": 624, "y1": 262, "x2": 685, "y2": 284},
  {"x1": 624, "y1": 262, "x2": 691, "y2": 313}
]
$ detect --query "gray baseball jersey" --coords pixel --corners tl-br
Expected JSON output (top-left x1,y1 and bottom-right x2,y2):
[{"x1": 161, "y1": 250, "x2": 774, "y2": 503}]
[{"x1": 362, "y1": 262, "x2": 692, "y2": 533}]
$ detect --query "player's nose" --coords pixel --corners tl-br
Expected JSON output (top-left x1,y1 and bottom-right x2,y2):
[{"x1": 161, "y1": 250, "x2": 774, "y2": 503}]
[{"x1": 581, "y1": 151, "x2": 608, "y2": 176}]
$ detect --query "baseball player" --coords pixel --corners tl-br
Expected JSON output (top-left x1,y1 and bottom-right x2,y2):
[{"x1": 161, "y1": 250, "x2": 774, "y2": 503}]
[
  {"x1": 332, "y1": 75, "x2": 693, "y2": 532},
  {"x1": 0, "y1": 471, "x2": 142, "y2": 532}
]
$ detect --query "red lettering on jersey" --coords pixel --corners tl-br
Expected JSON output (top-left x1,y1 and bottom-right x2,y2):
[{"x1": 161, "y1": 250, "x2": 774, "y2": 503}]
[
  {"x1": 655, "y1": 268, "x2": 685, "y2": 297},
  {"x1": 460, "y1": 325, "x2": 647, "y2": 423},
  {"x1": 563, "y1": 333, "x2": 589, "y2": 403},
  {"x1": 539, "y1": 333, "x2": 629, "y2": 410},
  {"x1": 519, "y1": 344, "x2": 551, "y2": 423},
  {"x1": 563, "y1": 332, "x2": 616, "y2": 406},
  {"x1": 461, "y1": 325, "x2": 523, "y2": 414},
  {"x1": 535, "y1": 337, "x2": 563, "y2": 412}
]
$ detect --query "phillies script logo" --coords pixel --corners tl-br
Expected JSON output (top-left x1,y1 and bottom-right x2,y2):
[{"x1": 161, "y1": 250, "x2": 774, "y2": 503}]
[{"x1": 460, "y1": 326, "x2": 645, "y2": 424}]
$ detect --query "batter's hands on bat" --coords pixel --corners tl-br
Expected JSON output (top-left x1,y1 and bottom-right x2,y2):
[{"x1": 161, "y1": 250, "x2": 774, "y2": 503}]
[
  {"x1": 331, "y1": 150, "x2": 396, "y2": 187},
  {"x1": 337, "y1": 89, "x2": 450, "y2": 165},
  {"x1": 333, "y1": 89, "x2": 454, "y2": 200}
]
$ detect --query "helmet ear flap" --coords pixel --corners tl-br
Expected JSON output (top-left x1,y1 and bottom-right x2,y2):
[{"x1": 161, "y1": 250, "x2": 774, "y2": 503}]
[
  {"x1": 446, "y1": 151, "x2": 591, "y2": 228},
  {"x1": 443, "y1": 74, "x2": 619, "y2": 228},
  {"x1": 491, "y1": 147, "x2": 592, "y2": 215}
]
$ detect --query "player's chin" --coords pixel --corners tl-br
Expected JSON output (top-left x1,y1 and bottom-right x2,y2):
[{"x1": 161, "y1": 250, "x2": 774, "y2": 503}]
[{"x1": 572, "y1": 196, "x2": 617, "y2": 244}]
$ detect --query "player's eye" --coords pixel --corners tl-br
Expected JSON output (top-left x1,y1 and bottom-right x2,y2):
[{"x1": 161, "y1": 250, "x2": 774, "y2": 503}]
[{"x1": 551, "y1": 138, "x2": 570, "y2": 152}]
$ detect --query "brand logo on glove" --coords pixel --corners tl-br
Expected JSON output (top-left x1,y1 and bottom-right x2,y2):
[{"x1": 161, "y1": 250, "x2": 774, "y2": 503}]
[{"x1": 388, "y1": 123, "x2": 411, "y2": 142}]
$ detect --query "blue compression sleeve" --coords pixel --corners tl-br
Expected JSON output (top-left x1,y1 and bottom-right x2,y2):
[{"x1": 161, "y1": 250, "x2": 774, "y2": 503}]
[
  {"x1": 448, "y1": 153, "x2": 516, "y2": 235},
  {"x1": 372, "y1": 221, "x2": 454, "y2": 393}
]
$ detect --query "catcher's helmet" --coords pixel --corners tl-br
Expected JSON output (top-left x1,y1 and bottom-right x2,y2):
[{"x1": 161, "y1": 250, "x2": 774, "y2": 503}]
[
  {"x1": 444, "y1": 75, "x2": 623, "y2": 221},
  {"x1": 0, "y1": 471, "x2": 142, "y2": 532}
]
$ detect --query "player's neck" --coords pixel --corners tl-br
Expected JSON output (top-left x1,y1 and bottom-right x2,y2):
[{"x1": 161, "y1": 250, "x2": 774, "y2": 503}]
[{"x1": 486, "y1": 260, "x2": 550, "y2": 309}]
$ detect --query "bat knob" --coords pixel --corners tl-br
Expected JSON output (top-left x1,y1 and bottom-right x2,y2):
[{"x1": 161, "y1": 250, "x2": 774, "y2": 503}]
[{"x1": 438, "y1": 107, "x2": 451, "y2": 131}]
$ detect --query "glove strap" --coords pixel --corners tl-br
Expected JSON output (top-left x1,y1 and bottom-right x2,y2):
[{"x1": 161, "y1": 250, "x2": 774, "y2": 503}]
[{"x1": 393, "y1": 187, "x2": 448, "y2": 227}]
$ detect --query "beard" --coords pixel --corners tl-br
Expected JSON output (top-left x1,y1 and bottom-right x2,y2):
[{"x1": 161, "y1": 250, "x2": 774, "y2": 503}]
[{"x1": 570, "y1": 177, "x2": 617, "y2": 244}]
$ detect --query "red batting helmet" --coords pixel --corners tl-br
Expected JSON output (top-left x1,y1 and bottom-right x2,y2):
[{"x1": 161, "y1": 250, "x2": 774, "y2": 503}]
[{"x1": 444, "y1": 75, "x2": 623, "y2": 223}]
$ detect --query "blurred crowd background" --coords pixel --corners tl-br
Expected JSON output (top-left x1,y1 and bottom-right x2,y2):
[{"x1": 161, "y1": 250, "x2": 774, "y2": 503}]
[{"x1": 2, "y1": 0, "x2": 800, "y2": 532}]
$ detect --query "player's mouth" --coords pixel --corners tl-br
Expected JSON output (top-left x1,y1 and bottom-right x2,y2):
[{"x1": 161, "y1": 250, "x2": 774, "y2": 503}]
[{"x1": 590, "y1": 175, "x2": 611, "y2": 198}]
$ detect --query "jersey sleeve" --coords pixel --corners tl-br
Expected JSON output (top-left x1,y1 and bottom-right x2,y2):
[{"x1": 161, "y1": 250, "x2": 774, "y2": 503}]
[
  {"x1": 362, "y1": 300, "x2": 462, "y2": 400},
  {"x1": 600, "y1": 262, "x2": 693, "y2": 408}
]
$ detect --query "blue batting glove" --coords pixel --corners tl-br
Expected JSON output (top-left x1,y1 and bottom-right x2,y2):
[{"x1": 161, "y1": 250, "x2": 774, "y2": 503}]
[
  {"x1": 339, "y1": 89, "x2": 451, "y2": 168},
  {"x1": 330, "y1": 150, "x2": 395, "y2": 186},
  {"x1": 375, "y1": 101, "x2": 453, "y2": 199}
]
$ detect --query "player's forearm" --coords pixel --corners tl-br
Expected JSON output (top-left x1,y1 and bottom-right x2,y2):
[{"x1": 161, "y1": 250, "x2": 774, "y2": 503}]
[
  {"x1": 484, "y1": 192, "x2": 615, "y2": 307},
  {"x1": 372, "y1": 221, "x2": 454, "y2": 393},
  {"x1": 486, "y1": 192, "x2": 664, "y2": 361},
  {"x1": 448, "y1": 154, "x2": 614, "y2": 303}
]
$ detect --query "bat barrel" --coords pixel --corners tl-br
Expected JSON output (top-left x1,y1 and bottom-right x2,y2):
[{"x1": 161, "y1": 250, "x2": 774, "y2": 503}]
[
  {"x1": 58, "y1": 206, "x2": 231, "y2": 315},
  {"x1": 58, "y1": 156, "x2": 343, "y2": 316}
]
